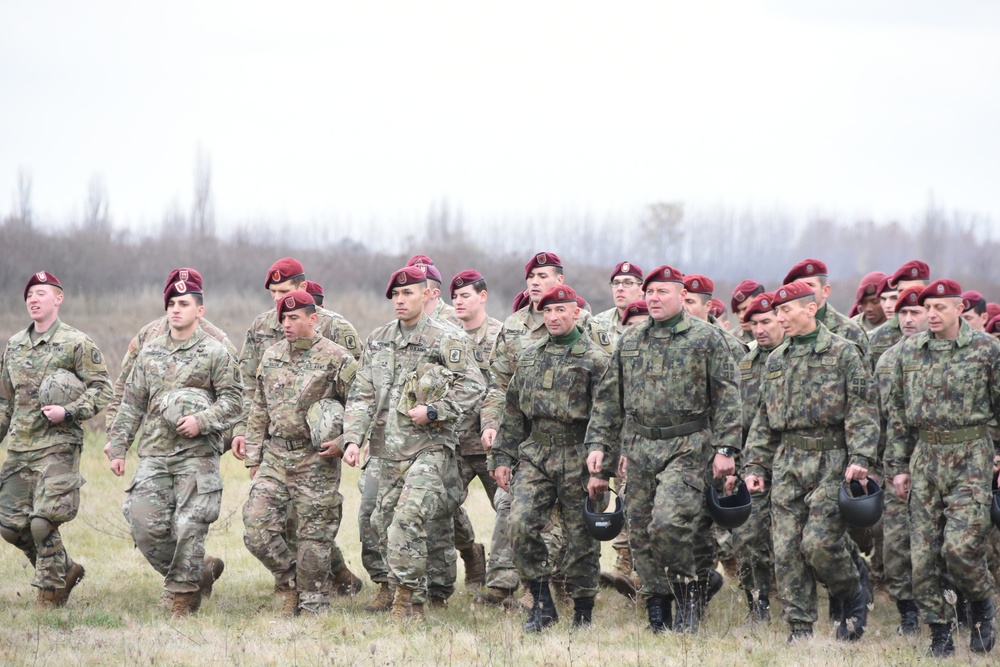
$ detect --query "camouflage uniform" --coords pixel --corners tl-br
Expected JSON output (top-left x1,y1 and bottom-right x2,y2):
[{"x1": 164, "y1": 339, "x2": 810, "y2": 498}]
[
  {"x1": 109, "y1": 327, "x2": 243, "y2": 594},
  {"x1": 0, "y1": 319, "x2": 112, "y2": 590},
  {"x1": 242, "y1": 334, "x2": 357, "y2": 612},
  {"x1": 851, "y1": 311, "x2": 883, "y2": 333},
  {"x1": 818, "y1": 303, "x2": 871, "y2": 359},
  {"x1": 493, "y1": 327, "x2": 614, "y2": 600},
  {"x1": 885, "y1": 320, "x2": 1000, "y2": 625},
  {"x1": 431, "y1": 300, "x2": 462, "y2": 328},
  {"x1": 593, "y1": 307, "x2": 626, "y2": 344},
  {"x1": 868, "y1": 316, "x2": 902, "y2": 370},
  {"x1": 343, "y1": 314, "x2": 484, "y2": 604},
  {"x1": 743, "y1": 324, "x2": 879, "y2": 627}
]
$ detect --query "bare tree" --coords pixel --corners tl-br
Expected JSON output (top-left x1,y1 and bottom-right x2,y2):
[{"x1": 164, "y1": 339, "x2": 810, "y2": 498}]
[
  {"x1": 641, "y1": 201, "x2": 685, "y2": 266},
  {"x1": 191, "y1": 148, "x2": 215, "y2": 239},
  {"x1": 12, "y1": 168, "x2": 33, "y2": 229},
  {"x1": 83, "y1": 174, "x2": 111, "y2": 236}
]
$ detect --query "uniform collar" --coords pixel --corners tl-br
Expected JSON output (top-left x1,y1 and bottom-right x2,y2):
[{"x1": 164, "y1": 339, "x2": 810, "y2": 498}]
[{"x1": 26, "y1": 317, "x2": 62, "y2": 347}]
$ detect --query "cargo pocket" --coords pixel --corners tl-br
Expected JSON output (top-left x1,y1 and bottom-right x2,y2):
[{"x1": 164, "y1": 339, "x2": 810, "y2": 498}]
[
  {"x1": 37, "y1": 472, "x2": 85, "y2": 524},
  {"x1": 192, "y1": 472, "x2": 224, "y2": 524}
]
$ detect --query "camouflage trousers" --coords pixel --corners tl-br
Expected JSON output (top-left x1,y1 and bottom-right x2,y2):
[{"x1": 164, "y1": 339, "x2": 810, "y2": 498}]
[
  {"x1": 426, "y1": 450, "x2": 463, "y2": 601},
  {"x1": 122, "y1": 454, "x2": 222, "y2": 593},
  {"x1": 509, "y1": 441, "x2": 600, "y2": 599},
  {"x1": 243, "y1": 446, "x2": 343, "y2": 612},
  {"x1": 0, "y1": 446, "x2": 83, "y2": 589},
  {"x1": 485, "y1": 487, "x2": 519, "y2": 589},
  {"x1": 609, "y1": 472, "x2": 631, "y2": 552},
  {"x1": 771, "y1": 446, "x2": 860, "y2": 625},
  {"x1": 881, "y1": 476, "x2": 912, "y2": 602},
  {"x1": 909, "y1": 438, "x2": 996, "y2": 624},
  {"x1": 731, "y1": 488, "x2": 774, "y2": 597},
  {"x1": 372, "y1": 447, "x2": 457, "y2": 604},
  {"x1": 453, "y1": 453, "x2": 498, "y2": 551},
  {"x1": 358, "y1": 457, "x2": 388, "y2": 584}
]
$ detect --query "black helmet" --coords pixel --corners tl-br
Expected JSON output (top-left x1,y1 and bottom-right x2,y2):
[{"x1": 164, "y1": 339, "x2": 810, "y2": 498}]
[
  {"x1": 992, "y1": 476, "x2": 1000, "y2": 530},
  {"x1": 838, "y1": 479, "x2": 884, "y2": 528},
  {"x1": 705, "y1": 479, "x2": 752, "y2": 529},
  {"x1": 582, "y1": 489, "x2": 625, "y2": 541}
]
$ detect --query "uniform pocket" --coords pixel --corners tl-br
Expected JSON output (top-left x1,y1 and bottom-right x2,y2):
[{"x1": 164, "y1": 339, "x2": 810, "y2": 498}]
[
  {"x1": 195, "y1": 472, "x2": 224, "y2": 495},
  {"x1": 36, "y1": 472, "x2": 85, "y2": 524}
]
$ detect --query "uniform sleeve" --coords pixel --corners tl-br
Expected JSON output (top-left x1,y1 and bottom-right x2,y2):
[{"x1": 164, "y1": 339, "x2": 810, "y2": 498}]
[
  {"x1": 108, "y1": 352, "x2": 151, "y2": 460},
  {"x1": 741, "y1": 396, "x2": 779, "y2": 481},
  {"x1": 105, "y1": 336, "x2": 141, "y2": 436},
  {"x1": 492, "y1": 371, "x2": 529, "y2": 469},
  {"x1": 481, "y1": 330, "x2": 514, "y2": 431},
  {"x1": 343, "y1": 341, "x2": 376, "y2": 445},
  {"x1": 67, "y1": 336, "x2": 113, "y2": 422},
  {"x1": 0, "y1": 345, "x2": 13, "y2": 442},
  {"x1": 884, "y1": 346, "x2": 914, "y2": 478},
  {"x1": 232, "y1": 326, "x2": 260, "y2": 438},
  {"x1": 842, "y1": 349, "x2": 880, "y2": 468},
  {"x1": 193, "y1": 347, "x2": 245, "y2": 436},
  {"x1": 333, "y1": 352, "x2": 358, "y2": 402},
  {"x1": 430, "y1": 333, "x2": 485, "y2": 423},
  {"x1": 335, "y1": 320, "x2": 362, "y2": 360},
  {"x1": 708, "y1": 334, "x2": 743, "y2": 454},
  {"x1": 584, "y1": 348, "x2": 624, "y2": 465},
  {"x1": 244, "y1": 366, "x2": 269, "y2": 467}
]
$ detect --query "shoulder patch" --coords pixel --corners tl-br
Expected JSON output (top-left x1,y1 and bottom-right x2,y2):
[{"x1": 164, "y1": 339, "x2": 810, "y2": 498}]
[
  {"x1": 598, "y1": 331, "x2": 611, "y2": 348},
  {"x1": 344, "y1": 334, "x2": 357, "y2": 350},
  {"x1": 91, "y1": 348, "x2": 103, "y2": 365},
  {"x1": 738, "y1": 360, "x2": 753, "y2": 371}
]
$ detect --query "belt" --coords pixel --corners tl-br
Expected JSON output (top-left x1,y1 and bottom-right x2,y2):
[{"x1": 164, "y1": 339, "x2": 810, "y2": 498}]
[
  {"x1": 918, "y1": 424, "x2": 988, "y2": 445},
  {"x1": 781, "y1": 432, "x2": 846, "y2": 452},
  {"x1": 630, "y1": 417, "x2": 710, "y2": 440},
  {"x1": 530, "y1": 420, "x2": 589, "y2": 447},
  {"x1": 270, "y1": 435, "x2": 311, "y2": 451}
]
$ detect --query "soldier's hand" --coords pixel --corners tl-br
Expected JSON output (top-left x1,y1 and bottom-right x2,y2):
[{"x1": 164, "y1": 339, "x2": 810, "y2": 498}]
[
  {"x1": 745, "y1": 475, "x2": 765, "y2": 493},
  {"x1": 724, "y1": 475, "x2": 738, "y2": 494},
  {"x1": 587, "y1": 476, "x2": 609, "y2": 500},
  {"x1": 481, "y1": 429, "x2": 497, "y2": 452},
  {"x1": 892, "y1": 473, "x2": 911, "y2": 500},
  {"x1": 41, "y1": 405, "x2": 68, "y2": 424},
  {"x1": 110, "y1": 458, "x2": 126, "y2": 477},
  {"x1": 103, "y1": 441, "x2": 113, "y2": 461},
  {"x1": 586, "y1": 450, "x2": 604, "y2": 475},
  {"x1": 231, "y1": 436, "x2": 246, "y2": 460},
  {"x1": 318, "y1": 440, "x2": 343, "y2": 459},
  {"x1": 249, "y1": 465, "x2": 259, "y2": 479},
  {"x1": 343, "y1": 443, "x2": 361, "y2": 467},
  {"x1": 844, "y1": 464, "x2": 868, "y2": 484},
  {"x1": 618, "y1": 456, "x2": 628, "y2": 477},
  {"x1": 495, "y1": 465, "x2": 512, "y2": 493},
  {"x1": 712, "y1": 453, "x2": 736, "y2": 479},
  {"x1": 176, "y1": 415, "x2": 201, "y2": 438},
  {"x1": 408, "y1": 405, "x2": 431, "y2": 425}
]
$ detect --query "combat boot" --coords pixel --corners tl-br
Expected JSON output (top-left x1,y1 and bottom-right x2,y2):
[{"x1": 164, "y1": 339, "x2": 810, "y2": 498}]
[
  {"x1": 928, "y1": 623, "x2": 954, "y2": 657},
  {"x1": 53, "y1": 562, "x2": 86, "y2": 607},
  {"x1": 200, "y1": 556, "x2": 225, "y2": 599},
  {"x1": 572, "y1": 597, "x2": 594, "y2": 627},
  {"x1": 746, "y1": 590, "x2": 770, "y2": 624},
  {"x1": 471, "y1": 586, "x2": 515, "y2": 607},
  {"x1": 523, "y1": 581, "x2": 558, "y2": 633},
  {"x1": 331, "y1": 566, "x2": 363, "y2": 597},
  {"x1": 516, "y1": 587, "x2": 534, "y2": 611},
  {"x1": 671, "y1": 581, "x2": 701, "y2": 634},
  {"x1": 836, "y1": 584, "x2": 869, "y2": 641},
  {"x1": 275, "y1": 585, "x2": 299, "y2": 617},
  {"x1": 363, "y1": 583, "x2": 393, "y2": 613},
  {"x1": 428, "y1": 597, "x2": 448, "y2": 610},
  {"x1": 698, "y1": 570, "x2": 724, "y2": 619},
  {"x1": 645, "y1": 595, "x2": 671, "y2": 634},
  {"x1": 896, "y1": 599, "x2": 919, "y2": 636},
  {"x1": 171, "y1": 590, "x2": 202, "y2": 618},
  {"x1": 36, "y1": 588, "x2": 59, "y2": 609},
  {"x1": 460, "y1": 543, "x2": 487, "y2": 588},
  {"x1": 390, "y1": 586, "x2": 424, "y2": 622},
  {"x1": 787, "y1": 622, "x2": 813, "y2": 643},
  {"x1": 954, "y1": 589, "x2": 971, "y2": 629},
  {"x1": 160, "y1": 590, "x2": 175, "y2": 609},
  {"x1": 600, "y1": 547, "x2": 638, "y2": 599},
  {"x1": 969, "y1": 597, "x2": 996, "y2": 654}
]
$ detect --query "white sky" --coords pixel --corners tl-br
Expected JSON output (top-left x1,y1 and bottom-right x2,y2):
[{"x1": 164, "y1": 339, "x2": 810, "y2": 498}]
[{"x1": 2, "y1": 0, "x2": 1000, "y2": 233}]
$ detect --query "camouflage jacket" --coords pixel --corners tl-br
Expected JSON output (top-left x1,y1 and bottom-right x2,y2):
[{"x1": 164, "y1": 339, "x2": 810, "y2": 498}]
[
  {"x1": 884, "y1": 321, "x2": 1000, "y2": 478},
  {"x1": 743, "y1": 324, "x2": 879, "y2": 480},
  {"x1": 481, "y1": 305, "x2": 612, "y2": 431},
  {"x1": 343, "y1": 314, "x2": 485, "y2": 460},
  {"x1": 585, "y1": 311, "x2": 742, "y2": 459},
  {"x1": 709, "y1": 314, "x2": 750, "y2": 360},
  {"x1": 245, "y1": 334, "x2": 358, "y2": 467},
  {"x1": 108, "y1": 328, "x2": 244, "y2": 459},
  {"x1": 851, "y1": 311, "x2": 884, "y2": 333},
  {"x1": 593, "y1": 307, "x2": 627, "y2": 346},
  {"x1": 234, "y1": 306, "x2": 361, "y2": 437},
  {"x1": 493, "y1": 328, "x2": 616, "y2": 478},
  {"x1": 818, "y1": 303, "x2": 870, "y2": 358},
  {"x1": 868, "y1": 316, "x2": 902, "y2": 371},
  {"x1": 431, "y1": 299, "x2": 462, "y2": 328},
  {"x1": 738, "y1": 341, "x2": 774, "y2": 439},
  {"x1": 0, "y1": 318, "x2": 112, "y2": 452},
  {"x1": 873, "y1": 337, "x2": 904, "y2": 464},
  {"x1": 455, "y1": 315, "x2": 503, "y2": 456},
  {"x1": 106, "y1": 317, "x2": 236, "y2": 433}
]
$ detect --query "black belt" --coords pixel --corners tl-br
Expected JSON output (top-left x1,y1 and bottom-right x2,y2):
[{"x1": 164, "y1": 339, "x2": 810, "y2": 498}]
[
  {"x1": 529, "y1": 420, "x2": 588, "y2": 447},
  {"x1": 631, "y1": 417, "x2": 710, "y2": 440}
]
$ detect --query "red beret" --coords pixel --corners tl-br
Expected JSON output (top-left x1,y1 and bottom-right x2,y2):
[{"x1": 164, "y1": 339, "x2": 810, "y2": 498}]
[
  {"x1": 708, "y1": 298, "x2": 725, "y2": 318},
  {"x1": 524, "y1": 251, "x2": 562, "y2": 280},
  {"x1": 848, "y1": 302, "x2": 861, "y2": 318},
  {"x1": 163, "y1": 279, "x2": 203, "y2": 309},
  {"x1": 683, "y1": 274, "x2": 714, "y2": 296},
  {"x1": 512, "y1": 289, "x2": 531, "y2": 313},
  {"x1": 537, "y1": 284, "x2": 578, "y2": 310},
  {"x1": 414, "y1": 263, "x2": 442, "y2": 283},
  {"x1": 918, "y1": 279, "x2": 962, "y2": 306},
  {"x1": 988, "y1": 303, "x2": 1000, "y2": 321},
  {"x1": 888, "y1": 260, "x2": 930, "y2": 288},
  {"x1": 642, "y1": 265, "x2": 684, "y2": 291},
  {"x1": 265, "y1": 257, "x2": 305, "y2": 288},
  {"x1": 895, "y1": 286, "x2": 924, "y2": 311},
  {"x1": 303, "y1": 280, "x2": 324, "y2": 298},
  {"x1": 876, "y1": 275, "x2": 894, "y2": 297},
  {"x1": 385, "y1": 266, "x2": 428, "y2": 299},
  {"x1": 407, "y1": 254, "x2": 435, "y2": 267},
  {"x1": 610, "y1": 261, "x2": 643, "y2": 282},
  {"x1": 24, "y1": 271, "x2": 62, "y2": 301},
  {"x1": 741, "y1": 292, "x2": 775, "y2": 323},
  {"x1": 783, "y1": 259, "x2": 827, "y2": 285},
  {"x1": 621, "y1": 300, "x2": 649, "y2": 324},
  {"x1": 962, "y1": 290, "x2": 985, "y2": 312},
  {"x1": 451, "y1": 269, "x2": 485, "y2": 295},
  {"x1": 771, "y1": 281, "x2": 815, "y2": 308},
  {"x1": 986, "y1": 314, "x2": 1000, "y2": 335},
  {"x1": 164, "y1": 268, "x2": 203, "y2": 292},
  {"x1": 277, "y1": 289, "x2": 315, "y2": 319},
  {"x1": 731, "y1": 279, "x2": 763, "y2": 312},
  {"x1": 855, "y1": 271, "x2": 887, "y2": 302}
]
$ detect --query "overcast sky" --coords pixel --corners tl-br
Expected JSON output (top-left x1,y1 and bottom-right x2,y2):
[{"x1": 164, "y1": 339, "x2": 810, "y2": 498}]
[{"x1": 3, "y1": 1, "x2": 999, "y2": 234}]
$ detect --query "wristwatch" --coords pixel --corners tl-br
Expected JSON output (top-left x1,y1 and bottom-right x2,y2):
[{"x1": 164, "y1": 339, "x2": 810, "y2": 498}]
[
  {"x1": 64, "y1": 409, "x2": 75, "y2": 423},
  {"x1": 426, "y1": 404, "x2": 439, "y2": 421},
  {"x1": 716, "y1": 446, "x2": 736, "y2": 458}
]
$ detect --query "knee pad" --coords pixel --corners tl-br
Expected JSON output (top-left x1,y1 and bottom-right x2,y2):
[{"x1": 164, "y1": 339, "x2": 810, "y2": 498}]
[
  {"x1": 30, "y1": 517, "x2": 55, "y2": 545},
  {"x1": 0, "y1": 522, "x2": 21, "y2": 545}
]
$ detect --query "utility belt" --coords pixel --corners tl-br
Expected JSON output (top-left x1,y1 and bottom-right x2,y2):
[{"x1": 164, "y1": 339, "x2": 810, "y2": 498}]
[
  {"x1": 269, "y1": 435, "x2": 311, "y2": 451},
  {"x1": 781, "y1": 431, "x2": 847, "y2": 452},
  {"x1": 918, "y1": 424, "x2": 988, "y2": 445},
  {"x1": 529, "y1": 419, "x2": 589, "y2": 447},
  {"x1": 630, "y1": 416, "x2": 710, "y2": 440}
]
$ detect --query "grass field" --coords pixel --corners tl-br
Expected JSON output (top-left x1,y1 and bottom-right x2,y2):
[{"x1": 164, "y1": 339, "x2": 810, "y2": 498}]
[{"x1": 0, "y1": 431, "x2": 990, "y2": 666}]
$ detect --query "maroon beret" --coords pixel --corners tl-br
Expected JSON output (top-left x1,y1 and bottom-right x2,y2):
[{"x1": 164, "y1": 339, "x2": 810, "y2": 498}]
[
  {"x1": 771, "y1": 281, "x2": 816, "y2": 308},
  {"x1": 163, "y1": 279, "x2": 203, "y2": 309},
  {"x1": 610, "y1": 261, "x2": 643, "y2": 282},
  {"x1": 895, "y1": 286, "x2": 924, "y2": 311},
  {"x1": 451, "y1": 269, "x2": 485, "y2": 295},
  {"x1": 537, "y1": 284, "x2": 578, "y2": 310},
  {"x1": 303, "y1": 280, "x2": 324, "y2": 298},
  {"x1": 277, "y1": 290, "x2": 315, "y2": 319},
  {"x1": 855, "y1": 271, "x2": 887, "y2": 302},
  {"x1": 988, "y1": 303, "x2": 1000, "y2": 321},
  {"x1": 708, "y1": 298, "x2": 726, "y2": 318},
  {"x1": 876, "y1": 275, "x2": 894, "y2": 297},
  {"x1": 848, "y1": 302, "x2": 861, "y2": 318},
  {"x1": 24, "y1": 271, "x2": 62, "y2": 301},
  {"x1": 986, "y1": 314, "x2": 1000, "y2": 335},
  {"x1": 407, "y1": 254, "x2": 435, "y2": 267},
  {"x1": 683, "y1": 274, "x2": 714, "y2": 296},
  {"x1": 641, "y1": 265, "x2": 684, "y2": 291},
  {"x1": 888, "y1": 260, "x2": 930, "y2": 288},
  {"x1": 621, "y1": 300, "x2": 649, "y2": 324},
  {"x1": 512, "y1": 289, "x2": 531, "y2": 313},
  {"x1": 741, "y1": 292, "x2": 775, "y2": 323},
  {"x1": 385, "y1": 266, "x2": 428, "y2": 299},
  {"x1": 783, "y1": 259, "x2": 827, "y2": 285},
  {"x1": 962, "y1": 290, "x2": 985, "y2": 312},
  {"x1": 524, "y1": 251, "x2": 562, "y2": 280},
  {"x1": 918, "y1": 279, "x2": 962, "y2": 305},
  {"x1": 417, "y1": 263, "x2": 443, "y2": 283},
  {"x1": 731, "y1": 279, "x2": 763, "y2": 312},
  {"x1": 265, "y1": 257, "x2": 305, "y2": 288},
  {"x1": 164, "y1": 268, "x2": 204, "y2": 292}
]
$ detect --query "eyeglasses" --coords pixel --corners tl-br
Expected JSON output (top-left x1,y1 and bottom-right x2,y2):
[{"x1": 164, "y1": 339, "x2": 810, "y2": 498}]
[{"x1": 611, "y1": 280, "x2": 639, "y2": 288}]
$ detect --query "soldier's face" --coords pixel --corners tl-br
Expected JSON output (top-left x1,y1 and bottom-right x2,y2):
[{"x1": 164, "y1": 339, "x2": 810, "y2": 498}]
[
  {"x1": 798, "y1": 277, "x2": 830, "y2": 306},
  {"x1": 282, "y1": 310, "x2": 317, "y2": 340},
  {"x1": 749, "y1": 312, "x2": 784, "y2": 349},
  {"x1": 269, "y1": 279, "x2": 301, "y2": 306},
  {"x1": 542, "y1": 302, "x2": 579, "y2": 337},
  {"x1": 775, "y1": 299, "x2": 817, "y2": 337},
  {"x1": 610, "y1": 276, "x2": 643, "y2": 308},
  {"x1": 452, "y1": 286, "x2": 486, "y2": 324},
  {"x1": 624, "y1": 314, "x2": 649, "y2": 328},
  {"x1": 645, "y1": 282, "x2": 684, "y2": 321},
  {"x1": 860, "y1": 294, "x2": 885, "y2": 325},
  {"x1": 734, "y1": 301, "x2": 751, "y2": 333},
  {"x1": 923, "y1": 297, "x2": 962, "y2": 339},
  {"x1": 682, "y1": 293, "x2": 711, "y2": 321},
  {"x1": 897, "y1": 306, "x2": 929, "y2": 337},
  {"x1": 879, "y1": 290, "x2": 898, "y2": 317},
  {"x1": 392, "y1": 285, "x2": 428, "y2": 326},
  {"x1": 961, "y1": 309, "x2": 987, "y2": 332},
  {"x1": 527, "y1": 269, "x2": 563, "y2": 305},
  {"x1": 167, "y1": 295, "x2": 204, "y2": 332},
  {"x1": 25, "y1": 285, "x2": 63, "y2": 324}
]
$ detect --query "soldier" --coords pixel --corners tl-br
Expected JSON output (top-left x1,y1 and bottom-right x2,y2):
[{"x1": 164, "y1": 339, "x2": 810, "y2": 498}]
[
  {"x1": 961, "y1": 290, "x2": 989, "y2": 331},
  {"x1": 684, "y1": 274, "x2": 749, "y2": 358},
  {"x1": 708, "y1": 299, "x2": 728, "y2": 327},
  {"x1": 593, "y1": 261, "x2": 644, "y2": 344},
  {"x1": 852, "y1": 272, "x2": 888, "y2": 331},
  {"x1": 238, "y1": 290, "x2": 357, "y2": 615},
  {"x1": 621, "y1": 301, "x2": 650, "y2": 326},
  {"x1": 873, "y1": 286, "x2": 928, "y2": 635},
  {"x1": 586, "y1": 265, "x2": 742, "y2": 634},
  {"x1": 782, "y1": 259, "x2": 870, "y2": 357},
  {"x1": 303, "y1": 280, "x2": 325, "y2": 307},
  {"x1": 108, "y1": 277, "x2": 243, "y2": 616},
  {"x1": 0, "y1": 271, "x2": 112, "y2": 607},
  {"x1": 342, "y1": 266, "x2": 484, "y2": 622},
  {"x1": 492, "y1": 284, "x2": 615, "y2": 631},
  {"x1": 742, "y1": 281, "x2": 878, "y2": 643},
  {"x1": 732, "y1": 279, "x2": 766, "y2": 344},
  {"x1": 730, "y1": 291, "x2": 784, "y2": 622},
  {"x1": 869, "y1": 260, "x2": 931, "y2": 368},
  {"x1": 886, "y1": 279, "x2": 998, "y2": 656},
  {"x1": 407, "y1": 254, "x2": 460, "y2": 326}
]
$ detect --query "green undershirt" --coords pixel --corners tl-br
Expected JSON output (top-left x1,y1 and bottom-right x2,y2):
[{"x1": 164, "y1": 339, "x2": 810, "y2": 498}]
[
  {"x1": 791, "y1": 327, "x2": 820, "y2": 346},
  {"x1": 652, "y1": 311, "x2": 684, "y2": 329},
  {"x1": 551, "y1": 326, "x2": 582, "y2": 347}
]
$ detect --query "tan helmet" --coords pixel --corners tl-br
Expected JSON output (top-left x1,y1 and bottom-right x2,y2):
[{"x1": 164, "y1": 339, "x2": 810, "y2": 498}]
[
  {"x1": 160, "y1": 388, "x2": 213, "y2": 433},
  {"x1": 307, "y1": 398, "x2": 345, "y2": 450},
  {"x1": 38, "y1": 369, "x2": 86, "y2": 407}
]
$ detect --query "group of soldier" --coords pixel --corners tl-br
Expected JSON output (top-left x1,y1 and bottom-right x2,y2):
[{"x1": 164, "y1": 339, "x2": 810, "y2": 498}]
[{"x1": 1, "y1": 249, "x2": 999, "y2": 659}]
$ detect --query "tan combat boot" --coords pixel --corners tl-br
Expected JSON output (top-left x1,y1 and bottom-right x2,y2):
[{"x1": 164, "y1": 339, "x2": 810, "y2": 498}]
[
  {"x1": 171, "y1": 591, "x2": 202, "y2": 618},
  {"x1": 51, "y1": 562, "x2": 86, "y2": 607},
  {"x1": 472, "y1": 586, "x2": 515, "y2": 607},
  {"x1": 278, "y1": 588, "x2": 299, "y2": 617},
  {"x1": 389, "y1": 586, "x2": 413, "y2": 622},
  {"x1": 517, "y1": 587, "x2": 535, "y2": 611},
  {"x1": 160, "y1": 590, "x2": 175, "y2": 609},
  {"x1": 428, "y1": 597, "x2": 448, "y2": 610},
  {"x1": 600, "y1": 547, "x2": 638, "y2": 600},
  {"x1": 200, "y1": 556, "x2": 225, "y2": 599},
  {"x1": 460, "y1": 543, "x2": 487, "y2": 588},
  {"x1": 331, "y1": 566, "x2": 363, "y2": 597},
  {"x1": 363, "y1": 583, "x2": 394, "y2": 613},
  {"x1": 36, "y1": 588, "x2": 59, "y2": 609}
]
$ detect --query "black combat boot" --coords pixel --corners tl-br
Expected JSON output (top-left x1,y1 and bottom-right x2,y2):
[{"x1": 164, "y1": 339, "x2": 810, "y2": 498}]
[
  {"x1": 969, "y1": 597, "x2": 996, "y2": 654},
  {"x1": 698, "y1": 570, "x2": 724, "y2": 620},
  {"x1": 928, "y1": 623, "x2": 954, "y2": 657},
  {"x1": 646, "y1": 595, "x2": 671, "y2": 634},
  {"x1": 671, "y1": 581, "x2": 701, "y2": 634},
  {"x1": 787, "y1": 621, "x2": 813, "y2": 643},
  {"x1": 896, "y1": 599, "x2": 919, "y2": 636},
  {"x1": 523, "y1": 580, "x2": 558, "y2": 633},
  {"x1": 572, "y1": 596, "x2": 594, "y2": 627},
  {"x1": 836, "y1": 584, "x2": 869, "y2": 641},
  {"x1": 954, "y1": 589, "x2": 971, "y2": 629},
  {"x1": 746, "y1": 590, "x2": 770, "y2": 623}
]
